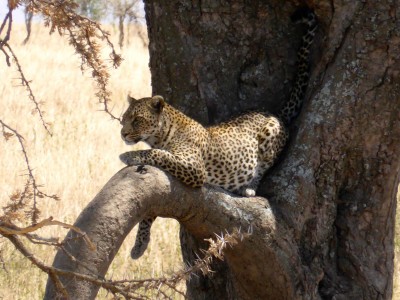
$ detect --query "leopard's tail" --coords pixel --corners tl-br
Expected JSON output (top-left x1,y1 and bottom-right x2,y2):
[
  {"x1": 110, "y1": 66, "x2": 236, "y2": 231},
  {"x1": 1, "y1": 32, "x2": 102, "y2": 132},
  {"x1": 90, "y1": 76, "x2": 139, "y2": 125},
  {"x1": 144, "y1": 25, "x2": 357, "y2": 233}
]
[
  {"x1": 278, "y1": 7, "x2": 318, "y2": 124},
  {"x1": 131, "y1": 217, "x2": 155, "y2": 259}
]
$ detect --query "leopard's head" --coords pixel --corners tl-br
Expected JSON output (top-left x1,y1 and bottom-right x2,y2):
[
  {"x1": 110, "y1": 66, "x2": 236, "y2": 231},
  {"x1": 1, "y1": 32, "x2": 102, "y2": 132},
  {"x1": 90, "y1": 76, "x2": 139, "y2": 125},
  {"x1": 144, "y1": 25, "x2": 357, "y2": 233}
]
[{"x1": 120, "y1": 95, "x2": 165, "y2": 146}]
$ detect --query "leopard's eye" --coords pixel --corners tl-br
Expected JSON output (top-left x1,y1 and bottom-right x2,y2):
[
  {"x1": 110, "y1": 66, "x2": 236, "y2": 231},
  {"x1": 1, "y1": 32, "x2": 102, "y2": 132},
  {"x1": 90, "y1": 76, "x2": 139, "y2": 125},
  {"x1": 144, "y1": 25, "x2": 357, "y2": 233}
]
[
  {"x1": 133, "y1": 116, "x2": 146, "y2": 123},
  {"x1": 132, "y1": 117, "x2": 142, "y2": 127}
]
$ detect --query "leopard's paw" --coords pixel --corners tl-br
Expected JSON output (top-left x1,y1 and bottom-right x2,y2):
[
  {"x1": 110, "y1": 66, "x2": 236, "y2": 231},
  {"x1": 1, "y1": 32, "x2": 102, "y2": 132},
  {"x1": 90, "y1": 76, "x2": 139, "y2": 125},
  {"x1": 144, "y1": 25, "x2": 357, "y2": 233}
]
[{"x1": 119, "y1": 152, "x2": 140, "y2": 166}]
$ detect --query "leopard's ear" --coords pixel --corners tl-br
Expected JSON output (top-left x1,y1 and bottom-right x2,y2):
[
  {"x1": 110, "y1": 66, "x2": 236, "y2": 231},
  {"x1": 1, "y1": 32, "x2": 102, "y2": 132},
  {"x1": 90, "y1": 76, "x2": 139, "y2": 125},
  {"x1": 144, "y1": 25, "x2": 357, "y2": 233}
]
[
  {"x1": 150, "y1": 95, "x2": 165, "y2": 113},
  {"x1": 127, "y1": 95, "x2": 137, "y2": 104}
]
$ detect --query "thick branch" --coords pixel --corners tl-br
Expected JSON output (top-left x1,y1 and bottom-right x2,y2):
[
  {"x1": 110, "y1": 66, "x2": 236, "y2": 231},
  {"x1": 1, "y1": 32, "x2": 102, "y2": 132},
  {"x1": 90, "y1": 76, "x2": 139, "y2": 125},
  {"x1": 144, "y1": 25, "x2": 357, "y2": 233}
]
[{"x1": 44, "y1": 166, "x2": 305, "y2": 299}]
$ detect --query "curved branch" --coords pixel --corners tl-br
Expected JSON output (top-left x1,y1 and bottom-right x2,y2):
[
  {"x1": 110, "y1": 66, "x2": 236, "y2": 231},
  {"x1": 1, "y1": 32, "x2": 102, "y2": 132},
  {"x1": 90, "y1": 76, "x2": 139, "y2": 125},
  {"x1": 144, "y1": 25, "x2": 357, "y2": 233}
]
[{"x1": 44, "y1": 166, "x2": 304, "y2": 299}]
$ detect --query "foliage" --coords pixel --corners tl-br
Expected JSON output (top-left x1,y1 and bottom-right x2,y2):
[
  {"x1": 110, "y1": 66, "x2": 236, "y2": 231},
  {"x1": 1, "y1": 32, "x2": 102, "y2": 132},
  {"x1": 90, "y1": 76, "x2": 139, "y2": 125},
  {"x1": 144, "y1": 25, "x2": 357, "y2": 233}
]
[
  {"x1": 75, "y1": 0, "x2": 107, "y2": 21},
  {"x1": 73, "y1": 0, "x2": 146, "y2": 48},
  {"x1": 108, "y1": 0, "x2": 143, "y2": 23},
  {"x1": 108, "y1": 0, "x2": 145, "y2": 48},
  {"x1": 74, "y1": 0, "x2": 144, "y2": 24}
]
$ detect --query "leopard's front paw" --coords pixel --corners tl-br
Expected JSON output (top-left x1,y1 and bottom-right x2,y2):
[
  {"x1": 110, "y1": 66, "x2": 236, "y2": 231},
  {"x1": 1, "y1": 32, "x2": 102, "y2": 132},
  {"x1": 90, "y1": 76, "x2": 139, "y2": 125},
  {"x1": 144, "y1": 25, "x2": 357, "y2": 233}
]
[{"x1": 119, "y1": 152, "x2": 141, "y2": 166}]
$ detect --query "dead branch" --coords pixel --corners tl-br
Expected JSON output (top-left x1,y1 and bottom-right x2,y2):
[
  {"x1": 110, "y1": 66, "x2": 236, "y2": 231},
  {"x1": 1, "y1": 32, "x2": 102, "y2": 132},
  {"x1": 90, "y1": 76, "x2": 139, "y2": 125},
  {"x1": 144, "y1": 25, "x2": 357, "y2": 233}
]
[
  {"x1": 22, "y1": 8, "x2": 33, "y2": 45},
  {"x1": 2, "y1": 212, "x2": 241, "y2": 300},
  {"x1": 0, "y1": 216, "x2": 96, "y2": 251},
  {"x1": 27, "y1": 0, "x2": 122, "y2": 120},
  {"x1": 0, "y1": 120, "x2": 60, "y2": 223}
]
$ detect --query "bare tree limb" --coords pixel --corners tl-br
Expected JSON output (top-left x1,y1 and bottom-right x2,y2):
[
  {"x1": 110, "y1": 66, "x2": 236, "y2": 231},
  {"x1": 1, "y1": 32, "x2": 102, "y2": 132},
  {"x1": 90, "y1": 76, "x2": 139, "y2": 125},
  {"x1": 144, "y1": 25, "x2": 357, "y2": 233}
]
[{"x1": 44, "y1": 166, "x2": 305, "y2": 299}]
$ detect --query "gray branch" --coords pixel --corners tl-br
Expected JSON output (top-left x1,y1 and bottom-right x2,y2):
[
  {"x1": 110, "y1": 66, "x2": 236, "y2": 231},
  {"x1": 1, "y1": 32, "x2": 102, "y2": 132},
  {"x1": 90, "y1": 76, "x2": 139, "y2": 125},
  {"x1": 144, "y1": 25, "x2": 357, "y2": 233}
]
[{"x1": 44, "y1": 166, "x2": 303, "y2": 299}]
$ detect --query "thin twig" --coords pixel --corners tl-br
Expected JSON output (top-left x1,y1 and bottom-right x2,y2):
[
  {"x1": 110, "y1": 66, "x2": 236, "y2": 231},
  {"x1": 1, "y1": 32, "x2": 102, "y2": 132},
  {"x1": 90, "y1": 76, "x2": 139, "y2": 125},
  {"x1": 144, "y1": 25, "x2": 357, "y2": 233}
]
[
  {"x1": 1, "y1": 43, "x2": 52, "y2": 135},
  {"x1": 0, "y1": 11, "x2": 11, "y2": 36},
  {"x1": 24, "y1": 233, "x2": 59, "y2": 246},
  {"x1": 0, "y1": 44, "x2": 11, "y2": 66},
  {"x1": 4, "y1": 9, "x2": 13, "y2": 45},
  {"x1": 48, "y1": 269, "x2": 69, "y2": 299},
  {"x1": 0, "y1": 216, "x2": 96, "y2": 251},
  {"x1": 0, "y1": 120, "x2": 58, "y2": 223},
  {"x1": 2, "y1": 226, "x2": 247, "y2": 299}
]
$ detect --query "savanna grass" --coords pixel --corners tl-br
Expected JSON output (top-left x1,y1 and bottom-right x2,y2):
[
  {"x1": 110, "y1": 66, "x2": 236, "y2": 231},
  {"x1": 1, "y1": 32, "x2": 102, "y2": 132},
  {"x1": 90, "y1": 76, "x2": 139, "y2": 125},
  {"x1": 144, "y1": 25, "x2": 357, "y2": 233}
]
[{"x1": 0, "y1": 23, "x2": 182, "y2": 299}]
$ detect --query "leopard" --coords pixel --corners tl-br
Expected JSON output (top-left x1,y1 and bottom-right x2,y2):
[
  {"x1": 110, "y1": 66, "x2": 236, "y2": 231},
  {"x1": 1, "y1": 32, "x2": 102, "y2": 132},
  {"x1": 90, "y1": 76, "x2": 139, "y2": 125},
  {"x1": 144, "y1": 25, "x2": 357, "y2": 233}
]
[{"x1": 119, "y1": 8, "x2": 318, "y2": 259}]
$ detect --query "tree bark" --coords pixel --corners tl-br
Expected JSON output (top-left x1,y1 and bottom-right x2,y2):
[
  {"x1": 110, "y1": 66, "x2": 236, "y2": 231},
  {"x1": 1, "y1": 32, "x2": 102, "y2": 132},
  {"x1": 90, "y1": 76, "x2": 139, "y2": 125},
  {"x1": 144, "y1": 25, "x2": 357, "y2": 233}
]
[
  {"x1": 22, "y1": 8, "x2": 33, "y2": 45},
  {"x1": 143, "y1": 0, "x2": 400, "y2": 299},
  {"x1": 118, "y1": 14, "x2": 124, "y2": 48},
  {"x1": 45, "y1": 1, "x2": 400, "y2": 299}
]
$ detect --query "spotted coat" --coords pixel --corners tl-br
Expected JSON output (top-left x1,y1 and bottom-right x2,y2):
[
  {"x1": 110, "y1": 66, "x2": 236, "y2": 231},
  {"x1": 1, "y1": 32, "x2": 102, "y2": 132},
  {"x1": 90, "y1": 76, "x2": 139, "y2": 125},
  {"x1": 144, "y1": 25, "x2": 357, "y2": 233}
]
[{"x1": 120, "y1": 97, "x2": 287, "y2": 197}]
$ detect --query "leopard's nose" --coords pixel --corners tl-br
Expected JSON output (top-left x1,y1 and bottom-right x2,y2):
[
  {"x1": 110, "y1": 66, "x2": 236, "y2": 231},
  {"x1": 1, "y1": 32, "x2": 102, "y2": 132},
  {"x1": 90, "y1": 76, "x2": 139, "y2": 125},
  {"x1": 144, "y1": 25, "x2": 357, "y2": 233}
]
[{"x1": 121, "y1": 129, "x2": 128, "y2": 139}]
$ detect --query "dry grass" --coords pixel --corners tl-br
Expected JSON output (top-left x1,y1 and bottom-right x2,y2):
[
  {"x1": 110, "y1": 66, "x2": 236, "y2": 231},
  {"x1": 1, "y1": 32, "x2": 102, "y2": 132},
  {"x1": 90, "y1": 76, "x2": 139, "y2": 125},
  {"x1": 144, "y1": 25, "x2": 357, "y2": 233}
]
[{"x1": 0, "y1": 23, "x2": 182, "y2": 299}]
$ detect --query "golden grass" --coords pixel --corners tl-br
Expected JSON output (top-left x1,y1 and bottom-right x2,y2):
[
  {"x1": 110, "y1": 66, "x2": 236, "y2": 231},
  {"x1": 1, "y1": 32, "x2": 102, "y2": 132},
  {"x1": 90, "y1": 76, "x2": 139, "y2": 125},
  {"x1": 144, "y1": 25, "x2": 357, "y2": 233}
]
[{"x1": 0, "y1": 23, "x2": 182, "y2": 299}]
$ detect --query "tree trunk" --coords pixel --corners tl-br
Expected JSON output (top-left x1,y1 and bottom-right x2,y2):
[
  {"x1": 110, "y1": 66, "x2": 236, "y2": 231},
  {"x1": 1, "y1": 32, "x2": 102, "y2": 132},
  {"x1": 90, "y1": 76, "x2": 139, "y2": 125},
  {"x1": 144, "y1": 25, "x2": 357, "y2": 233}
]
[
  {"x1": 44, "y1": 1, "x2": 400, "y2": 299},
  {"x1": 143, "y1": 1, "x2": 400, "y2": 299},
  {"x1": 22, "y1": 8, "x2": 33, "y2": 45},
  {"x1": 118, "y1": 14, "x2": 125, "y2": 48}
]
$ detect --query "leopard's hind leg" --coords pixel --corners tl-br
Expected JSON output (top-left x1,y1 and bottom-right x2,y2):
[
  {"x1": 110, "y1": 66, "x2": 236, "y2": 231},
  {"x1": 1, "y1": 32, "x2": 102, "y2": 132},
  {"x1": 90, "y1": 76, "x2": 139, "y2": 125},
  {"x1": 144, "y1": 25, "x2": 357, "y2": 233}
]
[
  {"x1": 240, "y1": 118, "x2": 288, "y2": 197},
  {"x1": 239, "y1": 161, "x2": 274, "y2": 197}
]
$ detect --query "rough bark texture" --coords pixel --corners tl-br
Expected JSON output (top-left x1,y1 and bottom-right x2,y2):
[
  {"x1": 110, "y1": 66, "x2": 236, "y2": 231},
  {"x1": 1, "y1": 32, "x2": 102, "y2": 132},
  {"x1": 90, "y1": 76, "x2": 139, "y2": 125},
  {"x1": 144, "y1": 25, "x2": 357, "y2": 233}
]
[
  {"x1": 143, "y1": 0, "x2": 400, "y2": 299},
  {"x1": 145, "y1": 1, "x2": 305, "y2": 125},
  {"x1": 45, "y1": 1, "x2": 400, "y2": 299}
]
